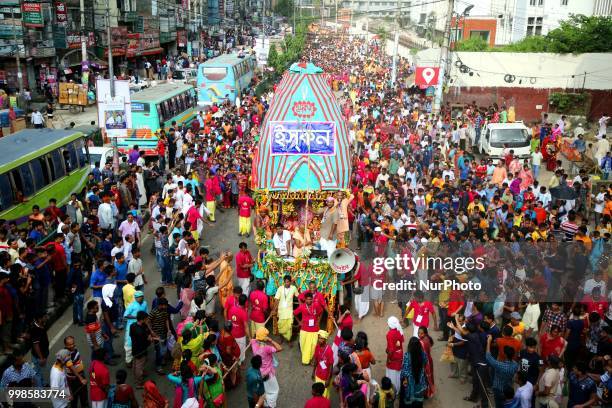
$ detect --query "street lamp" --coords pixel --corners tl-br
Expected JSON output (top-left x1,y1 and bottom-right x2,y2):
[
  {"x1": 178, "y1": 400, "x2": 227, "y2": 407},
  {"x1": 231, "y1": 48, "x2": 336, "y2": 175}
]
[{"x1": 452, "y1": 4, "x2": 474, "y2": 49}]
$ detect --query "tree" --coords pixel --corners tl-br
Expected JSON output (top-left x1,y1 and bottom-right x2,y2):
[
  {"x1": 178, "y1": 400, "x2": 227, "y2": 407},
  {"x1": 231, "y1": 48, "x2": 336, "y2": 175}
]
[
  {"x1": 274, "y1": 0, "x2": 294, "y2": 18},
  {"x1": 546, "y1": 15, "x2": 612, "y2": 53},
  {"x1": 375, "y1": 27, "x2": 388, "y2": 42},
  {"x1": 498, "y1": 35, "x2": 551, "y2": 52},
  {"x1": 455, "y1": 37, "x2": 488, "y2": 51}
]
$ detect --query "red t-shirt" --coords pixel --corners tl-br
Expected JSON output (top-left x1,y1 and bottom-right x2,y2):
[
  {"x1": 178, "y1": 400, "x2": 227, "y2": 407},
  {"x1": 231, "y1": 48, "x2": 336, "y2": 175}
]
[
  {"x1": 581, "y1": 295, "x2": 608, "y2": 318},
  {"x1": 447, "y1": 290, "x2": 465, "y2": 317},
  {"x1": 228, "y1": 305, "x2": 248, "y2": 338},
  {"x1": 386, "y1": 329, "x2": 404, "y2": 370},
  {"x1": 540, "y1": 333, "x2": 566, "y2": 361},
  {"x1": 407, "y1": 300, "x2": 434, "y2": 328},
  {"x1": 304, "y1": 396, "x2": 331, "y2": 408},
  {"x1": 235, "y1": 250, "x2": 254, "y2": 279},
  {"x1": 298, "y1": 290, "x2": 326, "y2": 310},
  {"x1": 294, "y1": 303, "x2": 324, "y2": 332},
  {"x1": 313, "y1": 344, "x2": 334, "y2": 381},
  {"x1": 89, "y1": 360, "x2": 110, "y2": 402},
  {"x1": 334, "y1": 314, "x2": 354, "y2": 346},
  {"x1": 249, "y1": 290, "x2": 269, "y2": 323},
  {"x1": 238, "y1": 195, "x2": 255, "y2": 217}
]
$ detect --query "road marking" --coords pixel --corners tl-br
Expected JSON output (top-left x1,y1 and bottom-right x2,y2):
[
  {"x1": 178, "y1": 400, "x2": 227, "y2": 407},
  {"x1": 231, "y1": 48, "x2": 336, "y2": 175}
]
[{"x1": 49, "y1": 319, "x2": 74, "y2": 348}]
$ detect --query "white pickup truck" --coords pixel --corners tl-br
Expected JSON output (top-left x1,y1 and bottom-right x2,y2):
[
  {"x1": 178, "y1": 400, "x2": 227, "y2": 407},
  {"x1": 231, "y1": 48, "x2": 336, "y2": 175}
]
[{"x1": 471, "y1": 122, "x2": 532, "y2": 160}]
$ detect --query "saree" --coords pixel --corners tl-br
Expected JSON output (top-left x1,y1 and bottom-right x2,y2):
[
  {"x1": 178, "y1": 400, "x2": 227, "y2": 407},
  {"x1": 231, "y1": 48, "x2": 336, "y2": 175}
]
[
  {"x1": 399, "y1": 350, "x2": 428, "y2": 407},
  {"x1": 218, "y1": 261, "x2": 234, "y2": 309},
  {"x1": 419, "y1": 338, "x2": 435, "y2": 398},
  {"x1": 143, "y1": 380, "x2": 167, "y2": 408}
]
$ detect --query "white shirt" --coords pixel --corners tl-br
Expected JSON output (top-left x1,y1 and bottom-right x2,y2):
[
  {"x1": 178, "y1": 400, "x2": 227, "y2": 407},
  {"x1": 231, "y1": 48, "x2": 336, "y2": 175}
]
[
  {"x1": 516, "y1": 381, "x2": 534, "y2": 408},
  {"x1": 273, "y1": 230, "x2": 292, "y2": 256},
  {"x1": 584, "y1": 278, "x2": 606, "y2": 296},
  {"x1": 50, "y1": 366, "x2": 70, "y2": 408},
  {"x1": 32, "y1": 111, "x2": 44, "y2": 125},
  {"x1": 531, "y1": 151, "x2": 543, "y2": 166},
  {"x1": 98, "y1": 202, "x2": 114, "y2": 229},
  {"x1": 595, "y1": 192, "x2": 606, "y2": 213},
  {"x1": 522, "y1": 303, "x2": 540, "y2": 332}
]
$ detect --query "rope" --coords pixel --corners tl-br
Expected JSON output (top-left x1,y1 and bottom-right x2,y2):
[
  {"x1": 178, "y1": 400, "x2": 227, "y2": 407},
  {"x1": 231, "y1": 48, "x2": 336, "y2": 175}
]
[
  {"x1": 222, "y1": 314, "x2": 273, "y2": 380},
  {"x1": 474, "y1": 364, "x2": 495, "y2": 408}
]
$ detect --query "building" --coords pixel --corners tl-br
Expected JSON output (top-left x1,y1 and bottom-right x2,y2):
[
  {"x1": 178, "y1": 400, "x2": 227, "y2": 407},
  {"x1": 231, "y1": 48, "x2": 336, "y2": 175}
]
[
  {"x1": 492, "y1": 0, "x2": 612, "y2": 45},
  {"x1": 415, "y1": 48, "x2": 612, "y2": 121},
  {"x1": 450, "y1": 16, "x2": 498, "y2": 47}
]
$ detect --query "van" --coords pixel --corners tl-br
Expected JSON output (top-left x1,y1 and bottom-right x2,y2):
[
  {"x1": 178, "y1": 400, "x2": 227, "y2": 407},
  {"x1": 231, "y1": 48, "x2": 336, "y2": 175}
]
[{"x1": 475, "y1": 122, "x2": 531, "y2": 159}]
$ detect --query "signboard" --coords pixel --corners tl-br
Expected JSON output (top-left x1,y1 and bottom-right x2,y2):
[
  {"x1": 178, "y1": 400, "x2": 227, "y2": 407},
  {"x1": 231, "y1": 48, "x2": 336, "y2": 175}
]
[
  {"x1": 135, "y1": 16, "x2": 144, "y2": 33},
  {"x1": 22, "y1": 2, "x2": 43, "y2": 27},
  {"x1": 55, "y1": 1, "x2": 67, "y2": 26},
  {"x1": 96, "y1": 79, "x2": 132, "y2": 138},
  {"x1": 126, "y1": 32, "x2": 141, "y2": 57},
  {"x1": 414, "y1": 66, "x2": 440, "y2": 87},
  {"x1": 53, "y1": 26, "x2": 67, "y2": 48},
  {"x1": 270, "y1": 121, "x2": 336, "y2": 155},
  {"x1": 141, "y1": 30, "x2": 159, "y2": 50},
  {"x1": 254, "y1": 37, "x2": 270, "y2": 66},
  {"x1": 131, "y1": 102, "x2": 147, "y2": 112},
  {"x1": 177, "y1": 30, "x2": 187, "y2": 47},
  {"x1": 66, "y1": 32, "x2": 94, "y2": 49}
]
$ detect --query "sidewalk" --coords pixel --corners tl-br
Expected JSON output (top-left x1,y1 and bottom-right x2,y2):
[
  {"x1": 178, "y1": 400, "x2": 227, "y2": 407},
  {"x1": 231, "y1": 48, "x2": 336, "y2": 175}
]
[{"x1": 30, "y1": 101, "x2": 99, "y2": 129}]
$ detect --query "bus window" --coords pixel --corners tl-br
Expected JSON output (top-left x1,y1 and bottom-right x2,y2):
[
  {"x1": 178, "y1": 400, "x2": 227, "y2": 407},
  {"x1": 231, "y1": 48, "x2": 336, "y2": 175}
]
[
  {"x1": 156, "y1": 104, "x2": 163, "y2": 123},
  {"x1": 176, "y1": 95, "x2": 184, "y2": 112},
  {"x1": 202, "y1": 66, "x2": 228, "y2": 81},
  {"x1": 17, "y1": 164, "x2": 36, "y2": 197},
  {"x1": 50, "y1": 150, "x2": 66, "y2": 179},
  {"x1": 67, "y1": 142, "x2": 79, "y2": 168},
  {"x1": 31, "y1": 157, "x2": 51, "y2": 189},
  {"x1": 76, "y1": 139, "x2": 87, "y2": 166},
  {"x1": 62, "y1": 149, "x2": 72, "y2": 173},
  {"x1": 0, "y1": 174, "x2": 11, "y2": 210},
  {"x1": 233, "y1": 66, "x2": 239, "y2": 80}
]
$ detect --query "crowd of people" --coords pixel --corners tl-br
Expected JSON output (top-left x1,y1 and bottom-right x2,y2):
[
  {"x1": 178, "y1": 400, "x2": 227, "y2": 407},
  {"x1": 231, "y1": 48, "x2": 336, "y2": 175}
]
[{"x1": 0, "y1": 25, "x2": 611, "y2": 408}]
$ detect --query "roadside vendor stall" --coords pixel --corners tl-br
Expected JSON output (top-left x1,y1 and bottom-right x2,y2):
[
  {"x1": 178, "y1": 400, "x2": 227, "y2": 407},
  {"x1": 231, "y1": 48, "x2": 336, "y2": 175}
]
[{"x1": 251, "y1": 61, "x2": 352, "y2": 333}]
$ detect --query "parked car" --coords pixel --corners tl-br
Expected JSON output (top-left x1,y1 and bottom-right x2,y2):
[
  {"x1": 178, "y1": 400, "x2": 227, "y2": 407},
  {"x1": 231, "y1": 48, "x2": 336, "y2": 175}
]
[{"x1": 473, "y1": 122, "x2": 531, "y2": 159}]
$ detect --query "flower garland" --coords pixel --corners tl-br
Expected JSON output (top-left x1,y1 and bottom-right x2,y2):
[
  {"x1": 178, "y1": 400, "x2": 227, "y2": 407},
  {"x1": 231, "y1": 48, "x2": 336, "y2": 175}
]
[{"x1": 260, "y1": 253, "x2": 338, "y2": 296}]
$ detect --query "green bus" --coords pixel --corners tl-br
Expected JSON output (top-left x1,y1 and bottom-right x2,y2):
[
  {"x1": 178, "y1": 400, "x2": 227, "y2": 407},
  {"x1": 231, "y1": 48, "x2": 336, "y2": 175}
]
[
  {"x1": 0, "y1": 129, "x2": 90, "y2": 223},
  {"x1": 118, "y1": 82, "x2": 198, "y2": 156}
]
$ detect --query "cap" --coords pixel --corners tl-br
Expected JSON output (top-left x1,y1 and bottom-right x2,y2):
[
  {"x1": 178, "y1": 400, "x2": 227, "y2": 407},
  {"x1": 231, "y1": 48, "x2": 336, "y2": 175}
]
[
  {"x1": 56, "y1": 349, "x2": 71, "y2": 363},
  {"x1": 134, "y1": 291, "x2": 144, "y2": 298},
  {"x1": 374, "y1": 227, "x2": 382, "y2": 232},
  {"x1": 317, "y1": 330, "x2": 329, "y2": 339},
  {"x1": 510, "y1": 311, "x2": 522, "y2": 320}
]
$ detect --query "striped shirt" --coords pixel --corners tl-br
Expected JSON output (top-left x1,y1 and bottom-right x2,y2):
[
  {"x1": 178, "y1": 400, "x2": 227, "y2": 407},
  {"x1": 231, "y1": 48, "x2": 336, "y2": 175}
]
[
  {"x1": 560, "y1": 221, "x2": 579, "y2": 241},
  {"x1": 149, "y1": 308, "x2": 169, "y2": 339},
  {"x1": 0, "y1": 363, "x2": 36, "y2": 388}
]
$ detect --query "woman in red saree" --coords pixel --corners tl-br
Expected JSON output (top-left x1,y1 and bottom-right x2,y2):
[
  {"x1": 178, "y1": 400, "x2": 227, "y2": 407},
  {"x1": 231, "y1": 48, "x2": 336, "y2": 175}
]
[
  {"x1": 417, "y1": 327, "x2": 435, "y2": 398},
  {"x1": 143, "y1": 380, "x2": 168, "y2": 408},
  {"x1": 218, "y1": 321, "x2": 241, "y2": 389},
  {"x1": 541, "y1": 135, "x2": 557, "y2": 171}
]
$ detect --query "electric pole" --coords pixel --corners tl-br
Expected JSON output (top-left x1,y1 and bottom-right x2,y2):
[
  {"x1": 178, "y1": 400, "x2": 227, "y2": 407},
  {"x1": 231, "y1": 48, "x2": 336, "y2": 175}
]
[
  {"x1": 10, "y1": 8, "x2": 24, "y2": 96},
  {"x1": 80, "y1": 0, "x2": 88, "y2": 87},
  {"x1": 390, "y1": 0, "x2": 400, "y2": 87},
  {"x1": 365, "y1": 0, "x2": 370, "y2": 52},
  {"x1": 433, "y1": 0, "x2": 454, "y2": 114}
]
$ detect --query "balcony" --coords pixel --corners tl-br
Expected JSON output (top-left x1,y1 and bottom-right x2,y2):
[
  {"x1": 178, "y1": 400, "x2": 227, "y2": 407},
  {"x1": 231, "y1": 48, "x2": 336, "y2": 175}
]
[
  {"x1": 160, "y1": 31, "x2": 176, "y2": 43},
  {"x1": 119, "y1": 11, "x2": 137, "y2": 22}
]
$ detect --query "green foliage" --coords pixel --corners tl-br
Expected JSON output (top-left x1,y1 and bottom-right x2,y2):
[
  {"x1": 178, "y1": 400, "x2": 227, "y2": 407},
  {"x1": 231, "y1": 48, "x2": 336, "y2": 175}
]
[
  {"x1": 273, "y1": 0, "x2": 294, "y2": 18},
  {"x1": 455, "y1": 37, "x2": 488, "y2": 51},
  {"x1": 266, "y1": 22, "x2": 308, "y2": 78},
  {"x1": 548, "y1": 92, "x2": 589, "y2": 115},
  {"x1": 457, "y1": 14, "x2": 612, "y2": 53},
  {"x1": 546, "y1": 15, "x2": 612, "y2": 53},
  {"x1": 498, "y1": 35, "x2": 551, "y2": 52},
  {"x1": 375, "y1": 27, "x2": 388, "y2": 42}
]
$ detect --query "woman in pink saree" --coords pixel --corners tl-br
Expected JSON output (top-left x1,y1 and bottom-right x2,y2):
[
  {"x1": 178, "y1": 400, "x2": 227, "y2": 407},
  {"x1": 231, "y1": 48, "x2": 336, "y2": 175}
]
[
  {"x1": 519, "y1": 165, "x2": 534, "y2": 191},
  {"x1": 417, "y1": 326, "x2": 435, "y2": 398}
]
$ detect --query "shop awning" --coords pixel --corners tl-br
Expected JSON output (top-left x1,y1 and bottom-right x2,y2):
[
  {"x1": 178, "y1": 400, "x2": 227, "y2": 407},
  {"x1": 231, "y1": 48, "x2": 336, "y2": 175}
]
[{"x1": 141, "y1": 47, "x2": 164, "y2": 56}]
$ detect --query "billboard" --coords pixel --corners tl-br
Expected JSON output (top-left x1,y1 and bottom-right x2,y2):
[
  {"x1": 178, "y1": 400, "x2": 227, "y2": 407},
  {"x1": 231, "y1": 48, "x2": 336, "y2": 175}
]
[
  {"x1": 270, "y1": 121, "x2": 335, "y2": 155},
  {"x1": 414, "y1": 66, "x2": 440, "y2": 87},
  {"x1": 22, "y1": 2, "x2": 43, "y2": 27},
  {"x1": 96, "y1": 79, "x2": 131, "y2": 138}
]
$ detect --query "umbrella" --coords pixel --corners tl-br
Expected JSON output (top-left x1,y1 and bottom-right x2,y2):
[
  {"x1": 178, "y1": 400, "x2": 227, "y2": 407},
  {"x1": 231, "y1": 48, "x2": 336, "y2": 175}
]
[{"x1": 550, "y1": 183, "x2": 577, "y2": 200}]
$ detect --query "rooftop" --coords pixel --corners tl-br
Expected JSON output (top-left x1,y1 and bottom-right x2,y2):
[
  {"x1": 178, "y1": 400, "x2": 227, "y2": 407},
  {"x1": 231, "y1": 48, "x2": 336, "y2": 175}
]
[{"x1": 0, "y1": 128, "x2": 80, "y2": 170}]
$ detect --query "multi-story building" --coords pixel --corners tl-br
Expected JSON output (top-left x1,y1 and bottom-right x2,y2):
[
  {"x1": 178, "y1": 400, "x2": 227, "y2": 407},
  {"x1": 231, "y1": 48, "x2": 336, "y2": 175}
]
[{"x1": 492, "y1": 0, "x2": 612, "y2": 44}]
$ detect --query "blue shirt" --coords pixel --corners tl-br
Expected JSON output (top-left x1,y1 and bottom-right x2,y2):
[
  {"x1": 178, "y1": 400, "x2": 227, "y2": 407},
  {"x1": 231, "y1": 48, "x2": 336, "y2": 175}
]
[
  {"x1": 28, "y1": 229, "x2": 44, "y2": 243},
  {"x1": 124, "y1": 300, "x2": 148, "y2": 346},
  {"x1": 114, "y1": 261, "x2": 128, "y2": 285},
  {"x1": 89, "y1": 270, "x2": 106, "y2": 298},
  {"x1": 486, "y1": 352, "x2": 518, "y2": 392}
]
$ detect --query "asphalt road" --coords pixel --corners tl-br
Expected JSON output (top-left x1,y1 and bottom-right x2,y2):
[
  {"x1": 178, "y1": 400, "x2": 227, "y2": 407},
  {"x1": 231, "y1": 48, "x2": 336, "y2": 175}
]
[{"x1": 37, "y1": 204, "x2": 486, "y2": 408}]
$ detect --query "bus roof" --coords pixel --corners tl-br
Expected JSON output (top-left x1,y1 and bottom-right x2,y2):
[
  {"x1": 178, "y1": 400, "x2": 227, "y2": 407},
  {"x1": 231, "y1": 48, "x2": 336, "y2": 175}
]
[
  {"x1": 202, "y1": 53, "x2": 254, "y2": 67},
  {"x1": 0, "y1": 128, "x2": 83, "y2": 173},
  {"x1": 131, "y1": 82, "x2": 194, "y2": 103}
]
